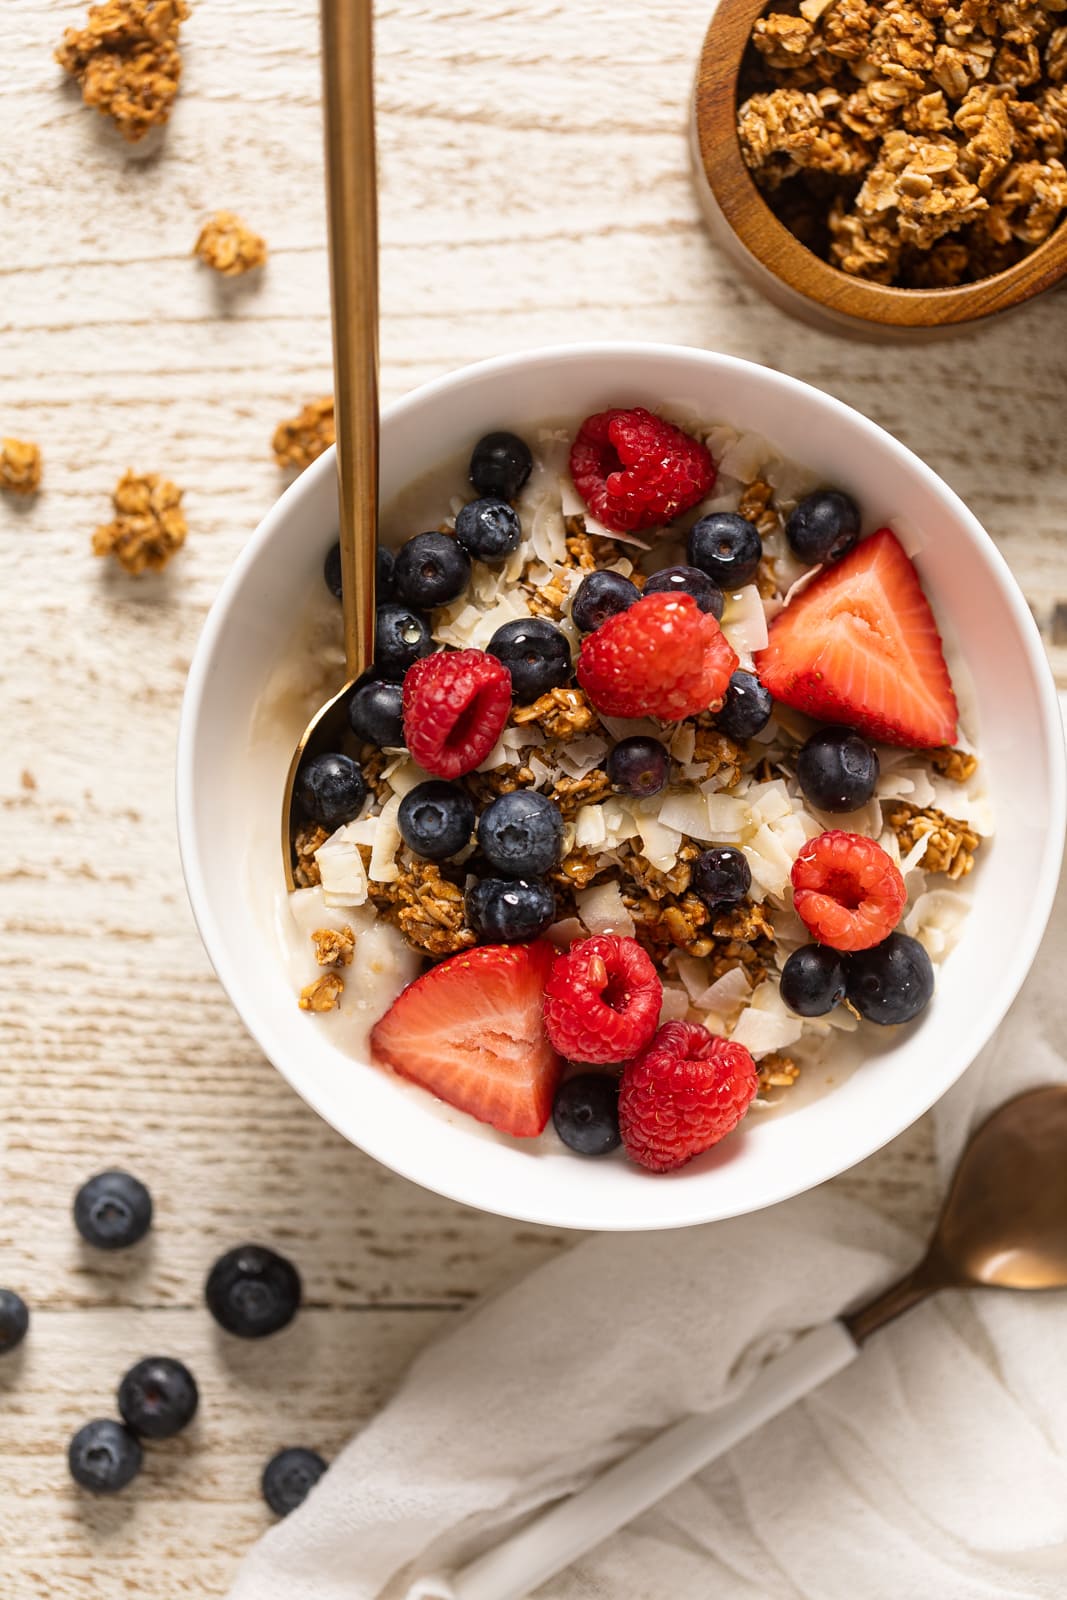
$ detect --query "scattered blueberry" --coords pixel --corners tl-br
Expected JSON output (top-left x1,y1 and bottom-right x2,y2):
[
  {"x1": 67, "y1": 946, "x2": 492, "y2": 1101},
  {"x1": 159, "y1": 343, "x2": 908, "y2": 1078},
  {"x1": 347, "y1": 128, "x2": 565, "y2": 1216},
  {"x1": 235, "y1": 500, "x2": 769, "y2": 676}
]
[
  {"x1": 324, "y1": 544, "x2": 394, "y2": 602},
  {"x1": 552, "y1": 1074, "x2": 621, "y2": 1156},
  {"x1": 398, "y1": 781, "x2": 475, "y2": 861},
  {"x1": 713, "y1": 670, "x2": 773, "y2": 741},
  {"x1": 487, "y1": 617, "x2": 572, "y2": 703},
  {"x1": 469, "y1": 431, "x2": 533, "y2": 501},
  {"x1": 454, "y1": 498, "x2": 522, "y2": 565},
  {"x1": 296, "y1": 752, "x2": 366, "y2": 829},
  {"x1": 691, "y1": 846, "x2": 752, "y2": 908},
  {"x1": 796, "y1": 726, "x2": 880, "y2": 814},
  {"x1": 262, "y1": 1447, "x2": 328, "y2": 1518},
  {"x1": 68, "y1": 1419, "x2": 143, "y2": 1494},
  {"x1": 846, "y1": 933, "x2": 934, "y2": 1025},
  {"x1": 73, "y1": 1171, "x2": 153, "y2": 1251},
  {"x1": 466, "y1": 877, "x2": 556, "y2": 943},
  {"x1": 118, "y1": 1357, "x2": 199, "y2": 1440},
  {"x1": 393, "y1": 531, "x2": 471, "y2": 610},
  {"x1": 374, "y1": 603, "x2": 433, "y2": 681},
  {"x1": 477, "y1": 790, "x2": 563, "y2": 878},
  {"x1": 642, "y1": 564, "x2": 724, "y2": 620},
  {"x1": 323, "y1": 541, "x2": 342, "y2": 600},
  {"x1": 780, "y1": 945, "x2": 847, "y2": 1017},
  {"x1": 205, "y1": 1245, "x2": 302, "y2": 1340},
  {"x1": 348, "y1": 679, "x2": 405, "y2": 748},
  {"x1": 687, "y1": 512, "x2": 763, "y2": 590},
  {"x1": 785, "y1": 489, "x2": 861, "y2": 565},
  {"x1": 607, "y1": 736, "x2": 669, "y2": 798},
  {"x1": 571, "y1": 569, "x2": 640, "y2": 633},
  {"x1": 0, "y1": 1289, "x2": 29, "y2": 1355}
]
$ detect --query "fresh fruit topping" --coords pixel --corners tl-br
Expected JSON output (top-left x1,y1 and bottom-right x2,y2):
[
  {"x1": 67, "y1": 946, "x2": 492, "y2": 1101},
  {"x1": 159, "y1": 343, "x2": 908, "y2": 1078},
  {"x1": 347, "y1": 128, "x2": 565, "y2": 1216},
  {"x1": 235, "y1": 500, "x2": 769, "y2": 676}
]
[
  {"x1": 487, "y1": 617, "x2": 572, "y2": 703},
  {"x1": 571, "y1": 569, "x2": 641, "y2": 632},
  {"x1": 118, "y1": 1357, "x2": 199, "y2": 1440},
  {"x1": 469, "y1": 430, "x2": 532, "y2": 501},
  {"x1": 402, "y1": 649, "x2": 512, "y2": 779},
  {"x1": 687, "y1": 512, "x2": 763, "y2": 590},
  {"x1": 846, "y1": 932, "x2": 935, "y2": 1024},
  {"x1": 393, "y1": 530, "x2": 471, "y2": 609},
  {"x1": 643, "y1": 564, "x2": 724, "y2": 619},
  {"x1": 296, "y1": 752, "x2": 366, "y2": 829},
  {"x1": 73, "y1": 1170, "x2": 153, "y2": 1251},
  {"x1": 755, "y1": 528, "x2": 958, "y2": 748},
  {"x1": 68, "y1": 1419, "x2": 143, "y2": 1494},
  {"x1": 543, "y1": 935, "x2": 662, "y2": 1064},
  {"x1": 791, "y1": 830, "x2": 906, "y2": 952},
  {"x1": 374, "y1": 602, "x2": 433, "y2": 681},
  {"x1": 552, "y1": 1073, "x2": 621, "y2": 1157},
  {"x1": 323, "y1": 541, "x2": 342, "y2": 599},
  {"x1": 0, "y1": 1289, "x2": 29, "y2": 1355},
  {"x1": 370, "y1": 941, "x2": 563, "y2": 1138},
  {"x1": 618, "y1": 1022, "x2": 757, "y2": 1173},
  {"x1": 324, "y1": 543, "x2": 394, "y2": 602},
  {"x1": 568, "y1": 407, "x2": 715, "y2": 533},
  {"x1": 796, "y1": 726, "x2": 880, "y2": 813},
  {"x1": 780, "y1": 944, "x2": 848, "y2": 1016},
  {"x1": 398, "y1": 780, "x2": 475, "y2": 861},
  {"x1": 466, "y1": 877, "x2": 556, "y2": 943},
  {"x1": 606, "y1": 735, "x2": 669, "y2": 798},
  {"x1": 347, "y1": 678, "x2": 405, "y2": 748},
  {"x1": 205, "y1": 1245, "x2": 302, "y2": 1339},
  {"x1": 477, "y1": 789, "x2": 564, "y2": 877},
  {"x1": 262, "y1": 1447, "x2": 328, "y2": 1518},
  {"x1": 786, "y1": 488, "x2": 861, "y2": 565},
  {"x1": 712, "y1": 669, "x2": 773, "y2": 741},
  {"x1": 576, "y1": 593, "x2": 738, "y2": 722},
  {"x1": 454, "y1": 497, "x2": 522, "y2": 564},
  {"x1": 691, "y1": 846, "x2": 752, "y2": 908}
]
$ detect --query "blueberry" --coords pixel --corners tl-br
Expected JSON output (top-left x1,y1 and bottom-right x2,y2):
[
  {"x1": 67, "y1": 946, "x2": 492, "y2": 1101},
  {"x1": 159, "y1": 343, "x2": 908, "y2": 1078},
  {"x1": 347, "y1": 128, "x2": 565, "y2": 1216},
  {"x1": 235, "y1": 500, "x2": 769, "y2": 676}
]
[
  {"x1": 687, "y1": 512, "x2": 763, "y2": 590},
  {"x1": 487, "y1": 617, "x2": 572, "y2": 703},
  {"x1": 374, "y1": 603, "x2": 433, "y2": 681},
  {"x1": 466, "y1": 876, "x2": 556, "y2": 943},
  {"x1": 607, "y1": 736, "x2": 669, "y2": 798},
  {"x1": 68, "y1": 1419, "x2": 143, "y2": 1494},
  {"x1": 786, "y1": 490, "x2": 861, "y2": 565},
  {"x1": 796, "y1": 726, "x2": 880, "y2": 814},
  {"x1": 0, "y1": 1289, "x2": 29, "y2": 1355},
  {"x1": 571, "y1": 570, "x2": 640, "y2": 633},
  {"x1": 393, "y1": 531, "x2": 471, "y2": 610},
  {"x1": 714, "y1": 670, "x2": 773, "y2": 741},
  {"x1": 205, "y1": 1245, "x2": 302, "y2": 1340},
  {"x1": 323, "y1": 541, "x2": 342, "y2": 600},
  {"x1": 118, "y1": 1357, "x2": 199, "y2": 1440},
  {"x1": 348, "y1": 679, "x2": 405, "y2": 748},
  {"x1": 73, "y1": 1171, "x2": 152, "y2": 1251},
  {"x1": 477, "y1": 790, "x2": 563, "y2": 878},
  {"x1": 469, "y1": 431, "x2": 533, "y2": 501},
  {"x1": 846, "y1": 933, "x2": 934, "y2": 1025},
  {"x1": 296, "y1": 752, "x2": 366, "y2": 829},
  {"x1": 642, "y1": 565, "x2": 724, "y2": 620},
  {"x1": 262, "y1": 1447, "x2": 328, "y2": 1518},
  {"x1": 454, "y1": 498, "x2": 522, "y2": 565},
  {"x1": 552, "y1": 1074, "x2": 620, "y2": 1156},
  {"x1": 691, "y1": 846, "x2": 752, "y2": 908},
  {"x1": 324, "y1": 544, "x2": 394, "y2": 602},
  {"x1": 780, "y1": 944, "x2": 847, "y2": 1017},
  {"x1": 398, "y1": 780, "x2": 475, "y2": 861}
]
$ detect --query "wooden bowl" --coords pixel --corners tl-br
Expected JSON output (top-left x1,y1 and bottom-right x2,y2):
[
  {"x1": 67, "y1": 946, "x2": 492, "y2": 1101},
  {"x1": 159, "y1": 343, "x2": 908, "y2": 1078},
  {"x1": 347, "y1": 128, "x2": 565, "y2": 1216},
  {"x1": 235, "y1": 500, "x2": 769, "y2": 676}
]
[{"x1": 692, "y1": 0, "x2": 1067, "y2": 336}]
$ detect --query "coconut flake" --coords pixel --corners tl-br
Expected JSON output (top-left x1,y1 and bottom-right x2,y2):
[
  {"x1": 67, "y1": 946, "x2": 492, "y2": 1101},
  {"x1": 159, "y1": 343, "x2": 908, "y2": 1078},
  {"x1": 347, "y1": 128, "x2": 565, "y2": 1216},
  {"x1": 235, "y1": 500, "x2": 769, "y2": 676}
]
[
  {"x1": 659, "y1": 985, "x2": 691, "y2": 1023},
  {"x1": 695, "y1": 963, "x2": 751, "y2": 1016},
  {"x1": 547, "y1": 917, "x2": 585, "y2": 948},
  {"x1": 368, "y1": 796, "x2": 402, "y2": 883},
  {"x1": 658, "y1": 789, "x2": 717, "y2": 842},
  {"x1": 635, "y1": 810, "x2": 683, "y2": 870},
  {"x1": 557, "y1": 735, "x2": 609, "y2": 779},
  {"x1": 669, "y1": 723, "x2": 696, "y2": 764},
  {"x1": 721, "y1": 584, "x2": 769, "y2": 660},
  {"x1": 575, "y1": 804, "x2": 609, "y2": 850},
  {"x1": 315, "y1": 824, "x2": 371, "y2": 907},
  {"x1": 704, "y1": 793, "x2": 751, "y2": 834},
  {"x1": 719, "y1": 430, "x2": 773, "y2": 482},
  {"x1": 576, "y1": 881, "x2": 636, "y2": 938},
  {"x1": 905, "y1": 887, "x2": 970, "y2": 960}
]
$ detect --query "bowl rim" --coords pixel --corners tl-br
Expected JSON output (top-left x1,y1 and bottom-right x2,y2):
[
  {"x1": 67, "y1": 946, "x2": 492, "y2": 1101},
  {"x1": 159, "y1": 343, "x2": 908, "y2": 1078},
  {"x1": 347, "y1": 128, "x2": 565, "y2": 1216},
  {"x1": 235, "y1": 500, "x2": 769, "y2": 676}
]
[{"x1": 176, "y1": 341, "x2": 1067, "y2": 1229}]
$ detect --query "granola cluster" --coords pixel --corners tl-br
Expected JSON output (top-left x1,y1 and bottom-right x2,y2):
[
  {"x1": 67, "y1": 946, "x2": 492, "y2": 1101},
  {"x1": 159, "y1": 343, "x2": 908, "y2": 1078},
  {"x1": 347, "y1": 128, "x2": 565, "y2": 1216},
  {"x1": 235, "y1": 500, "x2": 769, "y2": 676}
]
[
  {"x1": 194, "y1": 212, "x2": 268, "y2": 277},
  {"x1": 738, "y1": 0, "x2": 1067, "y2": 285},
  {"x1": 272, "y1": 397, "x2": 336, "y2": 472},
  {"x1": 55, "y1": 0, "x2": 189, "y2": 143},
  {"x1": 0, "y1": 438, "x2": 42, "y2": 496},
  {"x1": 886, "y1": 798, "x2": 981, "y2": 877},
  {"x1": 91, "y1": 469, "x2": 187, "y2": 574}
]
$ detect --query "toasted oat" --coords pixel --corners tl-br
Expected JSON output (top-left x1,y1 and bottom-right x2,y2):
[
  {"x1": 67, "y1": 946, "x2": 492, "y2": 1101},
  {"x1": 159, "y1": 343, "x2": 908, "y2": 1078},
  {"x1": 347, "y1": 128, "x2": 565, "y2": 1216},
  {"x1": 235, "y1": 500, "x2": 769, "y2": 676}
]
[
  {"x1": 549, "y1": 769, "x2": 612, "y2": 819},
  {"x1": 311, "y1": 925, "x2": 355, "y2": 968},
  {"x1": 293, "y1": 823, "x2": 329, "y2": 888},
  {"x1": 619, "y1": 841, "x2": 698, "y2": 901},
  {"x1": 930, "y1": 745, "x2": 979, "y2": 781},
  {"x1": 0, "y1": 438, "x2": 42, "y2": 495},
  {"x1": 691, "y1": 720, "x2": 745, "y2": 789},
  {"x1": 758, "y1": 1052, "x2": 801, "y2": 1091},
  {"x1": 512, "y1": 687, "x2": 598, "y2": 741},
  {"x1": 886, "y1": 800, "x2": 981, "y2": 878},
  {"x1": 625, "y1": 891, "x2": 711, "y2": 957},
  {"x1": 194, "y1": 212, "x2": 267, "y2": 277},
  {"x1": 55, "y1": 0, "x2": 188, "y2": 143},
  {"x1": 463, "y1": 763, "x2": 533, "y2": 806},
  {"x1": 550, "y1": 848, "x2": 605, "y2": 891},
  {"x1": 736, "y1": 479, "x2": 782, "y2": 541},
  {"x1": 91, "y1": 469, "x2": 186, "y2": 574},
  {"x1": 299, "y1": 971, "x2": 344, "y2": 1012},
  {"x1": 710, "y1": 900, "x2": 777, "y2": 944},
  {"x1": 272, "y1": 397, "x2": 335, "y2": 472},
  {"x1": 371, "y1": 857, "x2": 474, "y2": 958}
]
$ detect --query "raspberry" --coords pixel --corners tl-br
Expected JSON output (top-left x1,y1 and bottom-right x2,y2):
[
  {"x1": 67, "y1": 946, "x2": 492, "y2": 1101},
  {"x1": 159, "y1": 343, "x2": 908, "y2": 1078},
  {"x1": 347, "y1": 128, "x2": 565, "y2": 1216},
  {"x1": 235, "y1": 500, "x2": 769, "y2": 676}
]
[
  {"x1": 791, "y1": 830, "x2": 907, "y2": 953},
  {"x1": 402, "y1": 649, "x2": 512, "y2": 779},
  {"x1": 543, "y1": 935, "x2": 662, "y2": 1064},
  {"x1": 619, "y1": 1022, "x2": 757, "y2": 1173},
  {"x1": 569, "y1": 408, "x2": 716, "y2": 534},
  {"x1": 576, "y1": 593, "x2": 738, "y2": 722}
]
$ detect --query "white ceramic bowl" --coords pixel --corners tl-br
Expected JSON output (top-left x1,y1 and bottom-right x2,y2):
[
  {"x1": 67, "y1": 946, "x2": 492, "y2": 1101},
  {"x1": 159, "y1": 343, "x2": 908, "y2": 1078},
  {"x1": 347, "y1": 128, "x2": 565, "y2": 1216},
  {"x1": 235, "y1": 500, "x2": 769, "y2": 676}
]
[{"x1": 177, "y1": 343, "x2": 1065, "y2": 1232}]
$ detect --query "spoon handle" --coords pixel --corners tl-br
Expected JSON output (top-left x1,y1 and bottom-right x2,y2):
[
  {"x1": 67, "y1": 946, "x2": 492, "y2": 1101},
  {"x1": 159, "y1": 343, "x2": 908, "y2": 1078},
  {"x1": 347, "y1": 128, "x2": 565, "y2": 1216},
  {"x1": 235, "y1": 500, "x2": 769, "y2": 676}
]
[{"x1": 321, "y1": 0, "x2": 379, "y2": 679}]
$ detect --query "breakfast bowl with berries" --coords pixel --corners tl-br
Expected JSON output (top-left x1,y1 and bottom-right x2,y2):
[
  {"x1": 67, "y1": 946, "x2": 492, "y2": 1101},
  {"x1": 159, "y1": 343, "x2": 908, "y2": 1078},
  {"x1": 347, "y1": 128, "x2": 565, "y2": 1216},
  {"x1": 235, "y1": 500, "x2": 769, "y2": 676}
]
[{"x1": 177, "y1": 344, "x2": 1064, "y2": 1231}]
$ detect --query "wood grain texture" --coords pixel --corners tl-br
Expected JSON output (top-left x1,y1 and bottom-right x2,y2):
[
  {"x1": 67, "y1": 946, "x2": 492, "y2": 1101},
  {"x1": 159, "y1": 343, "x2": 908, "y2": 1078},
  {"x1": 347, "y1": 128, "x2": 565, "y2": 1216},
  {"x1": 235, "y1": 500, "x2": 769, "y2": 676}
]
[{"x1": 0, "y1": 1, "x2": 1064, "y2": 1594}]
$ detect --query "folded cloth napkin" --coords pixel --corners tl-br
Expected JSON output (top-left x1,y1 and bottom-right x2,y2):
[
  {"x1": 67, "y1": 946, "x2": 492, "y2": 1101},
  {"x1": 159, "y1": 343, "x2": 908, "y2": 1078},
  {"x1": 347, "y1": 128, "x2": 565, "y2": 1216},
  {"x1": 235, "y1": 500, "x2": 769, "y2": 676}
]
[{"x1": 230, "y1": 704, "x2": 1067, "y2": 1600}]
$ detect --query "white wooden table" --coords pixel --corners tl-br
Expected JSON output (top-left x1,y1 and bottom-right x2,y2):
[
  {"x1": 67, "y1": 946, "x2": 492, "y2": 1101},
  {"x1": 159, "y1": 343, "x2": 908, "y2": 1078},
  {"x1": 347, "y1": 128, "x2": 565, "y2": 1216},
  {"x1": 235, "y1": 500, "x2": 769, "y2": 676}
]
[{"x1": 1, "y1": 2, "x2": 1065, "y2": 1593}]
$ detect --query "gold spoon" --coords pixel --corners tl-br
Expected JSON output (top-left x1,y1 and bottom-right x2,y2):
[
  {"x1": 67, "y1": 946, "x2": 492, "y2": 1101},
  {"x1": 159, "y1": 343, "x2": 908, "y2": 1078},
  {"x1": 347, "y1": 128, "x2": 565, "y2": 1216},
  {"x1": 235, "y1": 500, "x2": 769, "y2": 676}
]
[
  {"x1": 452, "y1": 1085, "x2": 1067, "y2": 1600},
  {"x1": 281, "y1": 0, "x2": 379, "y2": 889}
]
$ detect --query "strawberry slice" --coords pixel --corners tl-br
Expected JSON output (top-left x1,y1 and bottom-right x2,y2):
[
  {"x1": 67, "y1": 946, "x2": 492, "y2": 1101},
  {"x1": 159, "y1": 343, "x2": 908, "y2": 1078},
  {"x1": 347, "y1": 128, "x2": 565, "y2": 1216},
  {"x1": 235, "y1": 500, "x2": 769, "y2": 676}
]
[
  {"x1": 755, "y1": 528, "x2": 957, "y2": 748},
  {"x1": 369, "y1": 941, "x2": 562, "y2": 1138}
]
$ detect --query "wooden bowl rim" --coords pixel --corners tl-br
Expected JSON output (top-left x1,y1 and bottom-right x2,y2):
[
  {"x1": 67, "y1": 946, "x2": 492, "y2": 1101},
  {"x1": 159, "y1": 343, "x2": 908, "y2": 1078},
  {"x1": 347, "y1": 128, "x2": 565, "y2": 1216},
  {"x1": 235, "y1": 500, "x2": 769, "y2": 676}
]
[{"x1": 694, "y1": 0, "x2": 1067, "y2": 327}]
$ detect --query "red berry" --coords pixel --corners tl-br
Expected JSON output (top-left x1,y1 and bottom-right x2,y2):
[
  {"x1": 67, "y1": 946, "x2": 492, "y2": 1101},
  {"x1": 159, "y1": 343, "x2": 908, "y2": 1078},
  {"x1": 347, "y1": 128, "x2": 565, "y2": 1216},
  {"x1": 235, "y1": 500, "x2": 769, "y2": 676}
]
[
  {"x1": 791, "y1": 830, "x2": 906, "y2": 952},
  {"x1": 569, "y1": 408, "x2": 716, "y2": 534},
  {"x1": 543, "y1": 935, "x2": 662, "y2": 1064},
  {"x1": 619, "y1": 1022, "x2": 757, "y2": 1173},
  {"x1": 402, "y1": 650, "x2": 512, "y2": 779},
  {"x1": 576, "y1": 592, "x2": 738, "y2": 722}
]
